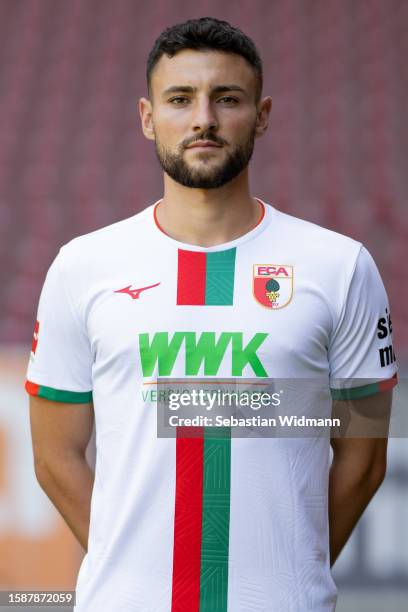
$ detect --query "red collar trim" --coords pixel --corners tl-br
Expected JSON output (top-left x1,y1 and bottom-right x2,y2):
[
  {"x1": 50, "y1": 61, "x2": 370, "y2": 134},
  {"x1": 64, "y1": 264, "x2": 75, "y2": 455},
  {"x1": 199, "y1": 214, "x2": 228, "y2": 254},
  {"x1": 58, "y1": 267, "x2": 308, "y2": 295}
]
[{"x1": 153, "y1": 198, "x2": 265, "y2": 237}]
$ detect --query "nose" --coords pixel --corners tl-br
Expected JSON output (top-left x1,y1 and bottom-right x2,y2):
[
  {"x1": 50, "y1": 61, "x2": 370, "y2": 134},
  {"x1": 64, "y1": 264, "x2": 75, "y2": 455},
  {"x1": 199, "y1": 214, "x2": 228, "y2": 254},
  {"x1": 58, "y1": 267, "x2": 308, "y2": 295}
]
[{"x1": 191, "y1": 97, "x2": 218, "y2": 133}]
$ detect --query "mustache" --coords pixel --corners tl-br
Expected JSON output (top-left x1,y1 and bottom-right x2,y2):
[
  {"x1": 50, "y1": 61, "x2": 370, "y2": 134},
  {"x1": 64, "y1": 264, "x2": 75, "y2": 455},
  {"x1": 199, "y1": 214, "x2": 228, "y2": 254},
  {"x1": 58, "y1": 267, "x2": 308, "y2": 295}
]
[{"x1": 182, "y1": 133, "x2": 227, "y2": 148}]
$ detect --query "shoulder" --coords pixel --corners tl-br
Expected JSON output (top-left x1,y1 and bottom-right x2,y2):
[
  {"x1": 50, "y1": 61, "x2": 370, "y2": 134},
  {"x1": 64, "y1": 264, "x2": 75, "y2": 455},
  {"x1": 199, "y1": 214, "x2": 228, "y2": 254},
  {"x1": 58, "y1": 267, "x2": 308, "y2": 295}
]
[
  {"x1": 262, "y1": 205, "x2": 383, "y2": 322},
  {"x1": 46, "y1": 205, "x2": 155, "y2": 305},
  {"x1": 270, "y1": 207, "x2": 362, "y2": 259},
  {"x1": 55, "y1": 205, "x2": 153, "y2": 272},
  {"x1": 63, "y1": 205, "x2": 152, "y2": 253},
  {"x1": 267, "y1": 206, "x2": 366, "y2": 280}
]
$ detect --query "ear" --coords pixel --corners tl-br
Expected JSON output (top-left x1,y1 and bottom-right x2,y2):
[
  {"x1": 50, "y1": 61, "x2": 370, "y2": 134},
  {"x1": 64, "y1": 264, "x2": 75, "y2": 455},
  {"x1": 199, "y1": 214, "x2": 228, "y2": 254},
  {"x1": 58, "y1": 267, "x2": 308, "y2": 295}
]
[
  {"x1": 255, "y1": 96, "x2": 272, "y2": 138},
  {"x1": 139, "y1": 97, "x2": 155, "y2": 141}
]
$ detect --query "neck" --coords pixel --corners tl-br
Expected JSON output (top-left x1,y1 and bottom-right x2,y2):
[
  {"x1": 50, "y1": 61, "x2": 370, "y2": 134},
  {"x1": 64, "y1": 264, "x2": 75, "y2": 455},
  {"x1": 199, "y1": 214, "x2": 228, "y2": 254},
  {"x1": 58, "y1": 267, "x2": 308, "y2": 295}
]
[{"x1": 156, "y1": 170, "x2": 261, "y2": 247}]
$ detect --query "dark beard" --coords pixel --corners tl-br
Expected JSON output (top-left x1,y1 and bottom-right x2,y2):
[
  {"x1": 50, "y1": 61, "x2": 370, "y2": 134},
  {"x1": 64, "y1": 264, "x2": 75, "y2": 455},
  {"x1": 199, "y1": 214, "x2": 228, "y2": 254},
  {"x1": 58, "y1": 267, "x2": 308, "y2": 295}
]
[{"x1": 154, "y1": 129, "x2": 256, "y2": 189}]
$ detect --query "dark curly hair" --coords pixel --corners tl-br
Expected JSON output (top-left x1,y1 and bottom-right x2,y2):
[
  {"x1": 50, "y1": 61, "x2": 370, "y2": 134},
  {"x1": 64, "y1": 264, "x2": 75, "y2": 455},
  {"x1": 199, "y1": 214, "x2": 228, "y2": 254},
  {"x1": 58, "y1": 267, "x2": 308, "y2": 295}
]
[{"x1": 147, "y1": 17, "x2": 263, "y2": 102}]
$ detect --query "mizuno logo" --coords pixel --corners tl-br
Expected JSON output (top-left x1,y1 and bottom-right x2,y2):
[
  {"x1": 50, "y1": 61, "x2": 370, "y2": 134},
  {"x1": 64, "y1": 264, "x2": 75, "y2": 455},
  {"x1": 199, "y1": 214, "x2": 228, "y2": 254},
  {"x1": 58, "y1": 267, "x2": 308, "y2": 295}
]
[{"x1": 115, "y1": 282, "x2": 160, "y2": 300}]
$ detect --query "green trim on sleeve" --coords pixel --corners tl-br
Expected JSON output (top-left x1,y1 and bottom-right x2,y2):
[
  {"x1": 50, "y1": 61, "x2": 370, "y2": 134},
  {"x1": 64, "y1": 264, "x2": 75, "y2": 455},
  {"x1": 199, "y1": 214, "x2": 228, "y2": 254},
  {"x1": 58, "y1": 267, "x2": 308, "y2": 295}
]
[
  {"x1": 25, "y1": 379, "x2": 93, "y2": 404},
  {"x1": 330, "y1": 374, "x2": 397, "y2": 400},
  {"x1": 39, "y1": 385, "x2": 93, "y2": 403}
]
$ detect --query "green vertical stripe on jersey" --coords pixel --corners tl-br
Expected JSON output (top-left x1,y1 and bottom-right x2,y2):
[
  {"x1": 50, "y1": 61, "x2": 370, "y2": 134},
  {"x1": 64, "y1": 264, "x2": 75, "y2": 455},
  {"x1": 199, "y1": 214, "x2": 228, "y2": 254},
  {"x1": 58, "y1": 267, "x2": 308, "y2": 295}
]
[
  {"x1": 199, "y1": 426, "x2": 231, "y2": 612},
  {"x1": 205, "y1": 248, "x2": 236, "y2": 305}
]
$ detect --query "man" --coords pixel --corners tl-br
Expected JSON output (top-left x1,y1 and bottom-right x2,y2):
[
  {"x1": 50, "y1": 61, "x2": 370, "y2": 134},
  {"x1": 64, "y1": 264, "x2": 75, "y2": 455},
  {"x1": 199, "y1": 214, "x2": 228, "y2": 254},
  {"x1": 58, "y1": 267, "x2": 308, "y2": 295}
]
[{"x1": 27, "y1": 17, "x2": 397, "y2": 612}]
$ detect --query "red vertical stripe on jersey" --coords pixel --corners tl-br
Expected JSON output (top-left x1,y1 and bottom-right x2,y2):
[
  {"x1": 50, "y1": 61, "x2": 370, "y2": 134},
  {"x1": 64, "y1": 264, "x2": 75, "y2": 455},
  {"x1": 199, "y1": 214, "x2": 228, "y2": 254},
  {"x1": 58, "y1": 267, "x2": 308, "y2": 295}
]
[
  {"x1": 171, "y1": 427, "x2": 204, "y2": 612},
  {"x1": 177, "y1": 250, "x2": 206, "y2": 305}
]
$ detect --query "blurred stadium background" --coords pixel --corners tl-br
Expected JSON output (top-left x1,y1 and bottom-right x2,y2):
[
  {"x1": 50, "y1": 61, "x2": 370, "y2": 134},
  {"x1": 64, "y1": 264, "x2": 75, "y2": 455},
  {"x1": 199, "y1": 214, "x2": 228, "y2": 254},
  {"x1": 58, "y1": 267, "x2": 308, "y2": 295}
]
[{"x1": 0, "y1": 0, "x2": 407, "y2": 610}]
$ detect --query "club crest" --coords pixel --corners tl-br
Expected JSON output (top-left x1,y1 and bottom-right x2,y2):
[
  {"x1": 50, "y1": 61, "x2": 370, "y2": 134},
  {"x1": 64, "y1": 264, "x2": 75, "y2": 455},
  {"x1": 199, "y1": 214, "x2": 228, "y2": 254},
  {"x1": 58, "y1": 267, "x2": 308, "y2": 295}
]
[{"x1": 253, "y1": 264, "x2": 294, "y2": 309}]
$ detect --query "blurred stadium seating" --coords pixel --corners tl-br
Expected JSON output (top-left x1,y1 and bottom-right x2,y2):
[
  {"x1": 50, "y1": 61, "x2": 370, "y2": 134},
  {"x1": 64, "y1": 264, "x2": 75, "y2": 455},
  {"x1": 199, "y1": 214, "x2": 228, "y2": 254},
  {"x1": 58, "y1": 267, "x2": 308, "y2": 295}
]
[{"x1": 0, "y1": 0, "x2": 406, "y2": 362}]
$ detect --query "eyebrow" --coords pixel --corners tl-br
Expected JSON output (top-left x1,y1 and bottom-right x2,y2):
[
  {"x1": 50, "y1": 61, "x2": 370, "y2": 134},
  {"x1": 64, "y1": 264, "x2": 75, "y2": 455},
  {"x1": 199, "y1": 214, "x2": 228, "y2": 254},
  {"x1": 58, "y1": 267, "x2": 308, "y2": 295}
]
[{"x1": 162, "y1": 84, "x2": 246, "y2": 97}]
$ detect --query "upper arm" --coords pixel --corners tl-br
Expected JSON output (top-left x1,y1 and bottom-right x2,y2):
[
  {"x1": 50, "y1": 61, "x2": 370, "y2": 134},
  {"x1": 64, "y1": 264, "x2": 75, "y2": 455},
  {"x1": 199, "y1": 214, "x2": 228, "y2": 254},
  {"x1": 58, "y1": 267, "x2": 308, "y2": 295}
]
[
  {"x1": 25, "y1": 249, "x2": 93, "y2": 402},
  {"x1": 25, "y1": 247, "x2": 94, "y2": 466},
  {"x1": 330, "y1": 390, "x2": 392, "y2": 478},
  {"x1": 30, "y1": 395, "x2": 94, "y2": 463},
  {"x1": 328, "y1": 245, "x2": 397, "y2": 460},
  {"x1": 328, "y1": 245, "x2": 397, "y2": 393}
]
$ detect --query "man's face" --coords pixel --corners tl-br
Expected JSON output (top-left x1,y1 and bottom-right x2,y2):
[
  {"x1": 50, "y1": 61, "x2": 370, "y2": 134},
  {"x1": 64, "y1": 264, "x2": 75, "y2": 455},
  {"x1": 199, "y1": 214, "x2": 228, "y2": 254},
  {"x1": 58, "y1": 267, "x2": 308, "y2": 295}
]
[{"x1": 141, "y1": 50, "x2": 265, "y2": 189}]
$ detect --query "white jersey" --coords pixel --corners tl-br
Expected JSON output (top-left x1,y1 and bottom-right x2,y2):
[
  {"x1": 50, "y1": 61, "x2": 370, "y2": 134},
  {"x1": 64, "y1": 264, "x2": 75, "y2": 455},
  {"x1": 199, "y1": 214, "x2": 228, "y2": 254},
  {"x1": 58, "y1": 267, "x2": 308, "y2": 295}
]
[{"x1": 26, "y1": 200, "x2": 397, "y2": 612}]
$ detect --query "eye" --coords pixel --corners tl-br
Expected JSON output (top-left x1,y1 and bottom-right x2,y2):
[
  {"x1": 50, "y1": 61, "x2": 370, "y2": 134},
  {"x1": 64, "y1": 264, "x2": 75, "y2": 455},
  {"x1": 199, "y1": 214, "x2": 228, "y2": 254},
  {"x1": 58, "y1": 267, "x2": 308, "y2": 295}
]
[
  {"x1": 169, "y1": 96, "x2": 190, "y2": 104},
  {"x1": 217, "y1": 96, "x2": 239, "y2": 104}
]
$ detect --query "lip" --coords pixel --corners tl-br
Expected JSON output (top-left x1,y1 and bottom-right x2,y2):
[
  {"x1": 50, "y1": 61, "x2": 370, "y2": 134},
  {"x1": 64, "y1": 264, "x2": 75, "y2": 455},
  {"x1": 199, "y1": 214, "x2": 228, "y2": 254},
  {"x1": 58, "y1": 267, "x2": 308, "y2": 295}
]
[{"x1": 186, "y1": 140, "x2": 223, "y2": 149}]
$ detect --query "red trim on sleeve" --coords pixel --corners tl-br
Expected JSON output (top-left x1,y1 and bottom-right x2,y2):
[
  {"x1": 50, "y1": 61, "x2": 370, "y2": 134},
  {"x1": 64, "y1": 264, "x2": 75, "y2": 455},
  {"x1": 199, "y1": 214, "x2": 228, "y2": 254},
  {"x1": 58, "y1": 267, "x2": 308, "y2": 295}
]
[
  {"x1": 379, "y1": 372, "x2": 398, "y2": 392},
  {"x1": 25, "y1": 380, "x2": 40, "y2": 396}
]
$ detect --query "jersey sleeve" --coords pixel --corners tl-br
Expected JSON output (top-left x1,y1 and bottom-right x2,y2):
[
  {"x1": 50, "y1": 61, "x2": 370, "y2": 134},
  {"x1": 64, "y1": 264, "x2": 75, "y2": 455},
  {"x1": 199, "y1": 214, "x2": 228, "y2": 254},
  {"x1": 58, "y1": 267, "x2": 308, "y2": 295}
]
[
  {"x1": 25, "y1": 248, "x2": 93, "y2": 403},
  {"x1": 328, "y1": 245, "x2": 397, "y2": 400}
]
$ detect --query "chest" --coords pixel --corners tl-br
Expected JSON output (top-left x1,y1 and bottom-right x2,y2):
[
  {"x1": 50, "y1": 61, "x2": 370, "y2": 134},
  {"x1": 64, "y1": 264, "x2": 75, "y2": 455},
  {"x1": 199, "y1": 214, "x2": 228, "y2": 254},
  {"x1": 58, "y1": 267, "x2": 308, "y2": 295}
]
[{"x1": 85, "y1": 249, "x2": 333, "y2": 379}]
